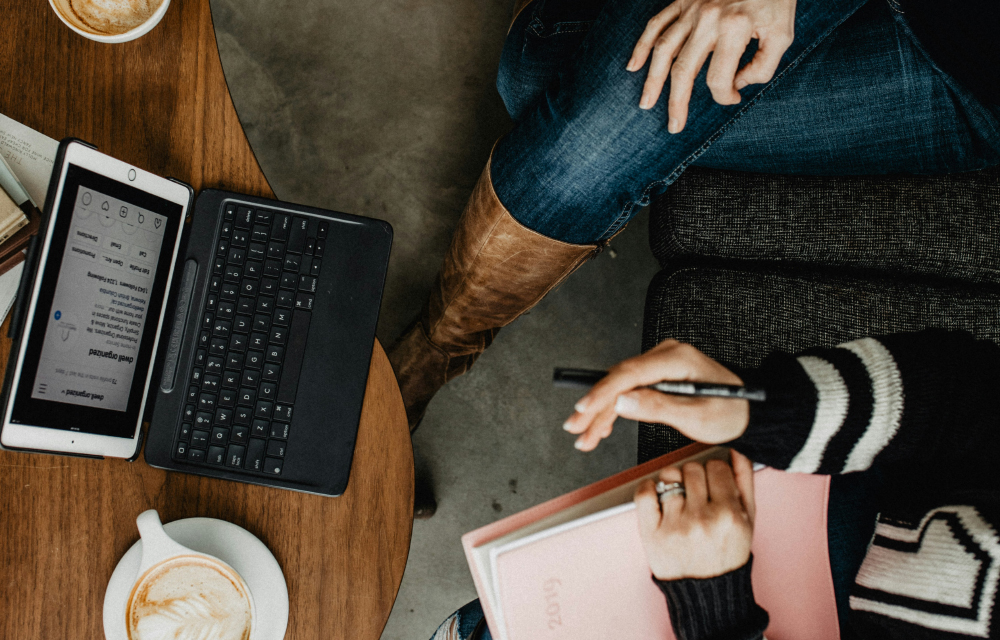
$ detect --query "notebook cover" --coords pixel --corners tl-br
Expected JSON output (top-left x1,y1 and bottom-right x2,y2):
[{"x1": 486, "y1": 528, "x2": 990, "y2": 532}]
[{"x1": 463, "y1": 446, "x2": 837, "y2": 640}]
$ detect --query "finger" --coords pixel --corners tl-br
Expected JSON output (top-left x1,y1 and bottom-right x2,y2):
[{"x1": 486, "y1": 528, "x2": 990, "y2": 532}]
[
  {"x1": 733, "y1": 33, "x2": 791, "y2": 89},
  {"x1": 731, "y1": 449, "x2": 757, "y2": 524},
  {"x1": 574, "y1": 404, "x2": 618, "y2": 451},
  {"x1": 614, "y1": 389, "x2": 747, "y2": 445},
  {"x1": 639, "y1": 20, "x2": 691, "y2": 109},
  {"x1": 634, "y1": 479, "x2": 664, "y2": 535},
  {"x1": 704, "y1": 21, "x2": 750, "y2": 105},
  {"x1": 657, "y1": 466, "x2": 686, "y2": 521},
  {"x1": 705, "y1": 458, "x2": 740, "y2": 504},
  {"x1": 666, "y1": 20, "x2": 715, "y2": 133},
  {"x1": 681, "y1": 462, "x2": 708, "y2": 508},
  {"x1": 629, "y1": 2, "x2": 684, "y2": 72}
]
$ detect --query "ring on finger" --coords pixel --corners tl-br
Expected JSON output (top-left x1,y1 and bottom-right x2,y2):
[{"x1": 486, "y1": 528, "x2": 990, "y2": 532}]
[{"x1": 655, "y1": 481, "x2": 685, "y2": 502}]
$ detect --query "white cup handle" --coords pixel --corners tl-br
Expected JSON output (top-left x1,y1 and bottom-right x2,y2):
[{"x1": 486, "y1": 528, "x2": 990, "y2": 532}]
[{"x1": 135, "y1": 510, "x2": 190, "y2": 573}]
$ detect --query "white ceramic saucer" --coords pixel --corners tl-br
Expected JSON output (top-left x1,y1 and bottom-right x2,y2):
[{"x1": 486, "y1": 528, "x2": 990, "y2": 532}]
[{"x1": 103, "y1": 517, "x2": 289, "y2": 640}]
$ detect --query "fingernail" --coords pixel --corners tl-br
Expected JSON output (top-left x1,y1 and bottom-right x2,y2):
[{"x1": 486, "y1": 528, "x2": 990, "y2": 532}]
[
  {"x1": 668, "y1": 118, "x2": 679, "y2": 133},
  {"x1": 574, "y1": 439, "x2": 586, "y2": 450},
  {"x1": 626, "y1": 58, "x2": 636, "y2": 71},
  {"x1": 639, "y1": 98, "x2": 650, "y2": 110},
  {"x1": 562, "y1": 420, "x2": 573, "y2": 432},
  {"x1": 615, "y1": 394, "x2": 639, "y2": 414},
  {"x1": 574, "y1": 400, "x2": 587, "y2": 412},
  {"x1": 735, "y1": 79, "x2": 748, "y2": 90}
]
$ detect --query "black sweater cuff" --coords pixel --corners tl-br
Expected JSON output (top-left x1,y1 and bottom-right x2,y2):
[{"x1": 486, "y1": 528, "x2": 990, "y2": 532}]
[{"x1": 654, "y1": 557, "x2": 769, "y2": 640}]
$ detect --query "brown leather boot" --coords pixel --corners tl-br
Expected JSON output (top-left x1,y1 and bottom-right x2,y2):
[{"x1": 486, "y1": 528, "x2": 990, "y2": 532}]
[{"x1": 389, "y1": 156, "x2": 599, "y2": 432}]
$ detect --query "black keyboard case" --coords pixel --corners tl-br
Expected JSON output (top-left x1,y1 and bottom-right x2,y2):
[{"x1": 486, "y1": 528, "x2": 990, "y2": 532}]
[{"x1": 144, "y1": 189, "x2": 392, "y2": 496}]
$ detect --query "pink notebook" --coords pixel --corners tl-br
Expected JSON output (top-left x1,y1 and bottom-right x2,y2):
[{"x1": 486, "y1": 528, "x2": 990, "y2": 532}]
[{"x1": 462, "y1": 444, "x2": 838, "y2": 640}]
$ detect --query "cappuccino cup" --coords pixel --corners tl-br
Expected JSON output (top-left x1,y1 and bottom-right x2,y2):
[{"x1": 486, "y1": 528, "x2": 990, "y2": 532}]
[
  {"x1": 48, "y1": 0, "x2": 171, "y2": 43},
  {"x1": 125, "y1": 510, "x2": 256, "y2": 640}
]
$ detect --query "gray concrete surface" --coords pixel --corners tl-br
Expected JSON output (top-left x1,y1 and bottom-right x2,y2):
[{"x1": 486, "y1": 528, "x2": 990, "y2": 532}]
[{"x1": 211, "y1": 0, "x2": 661, "y2": 637}]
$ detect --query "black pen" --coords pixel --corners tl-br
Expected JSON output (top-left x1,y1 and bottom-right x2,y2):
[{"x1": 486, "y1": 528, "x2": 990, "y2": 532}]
[{"x1": 553, "y1": 368, "x2": 767, "y2": 402}]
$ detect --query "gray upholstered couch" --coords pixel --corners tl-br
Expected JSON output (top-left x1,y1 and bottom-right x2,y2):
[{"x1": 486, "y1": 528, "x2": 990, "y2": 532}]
[{"x1": 639, "y1": 166, "x2": 1000, "y2": 462}]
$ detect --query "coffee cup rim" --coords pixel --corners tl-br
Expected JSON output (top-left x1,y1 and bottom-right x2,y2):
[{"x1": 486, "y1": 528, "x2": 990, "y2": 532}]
[{"x1": 48, "y1": 0, "x2": 172, "y2": 44}]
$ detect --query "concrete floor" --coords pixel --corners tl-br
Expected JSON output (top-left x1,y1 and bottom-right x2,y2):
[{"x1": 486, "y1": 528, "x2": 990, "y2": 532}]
[{"x1": 211, "y1": 0, "x2": 661, "y2": 637}]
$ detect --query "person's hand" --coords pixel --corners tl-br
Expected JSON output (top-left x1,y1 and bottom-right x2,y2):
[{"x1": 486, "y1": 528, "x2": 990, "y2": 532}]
[
  {"x1": 628, "y1": 0, "x2": 797, "y2": 133},
  {"x1": 563, "y1": 339, "x2": 749, "y2": 451},
  {"x1": 635, "y1": 450, "x2": 756, "y2": 580}
]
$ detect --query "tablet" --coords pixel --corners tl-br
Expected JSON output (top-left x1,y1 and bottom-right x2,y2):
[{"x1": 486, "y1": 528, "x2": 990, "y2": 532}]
[{"x1": 0, "y1": 141, "x2": 191, "y2": 458}]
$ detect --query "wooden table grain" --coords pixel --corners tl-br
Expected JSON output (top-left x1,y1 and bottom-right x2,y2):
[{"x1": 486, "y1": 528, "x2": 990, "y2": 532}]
[{"x1": 0, "y1": 0, "x2": 414, "y2": 638}]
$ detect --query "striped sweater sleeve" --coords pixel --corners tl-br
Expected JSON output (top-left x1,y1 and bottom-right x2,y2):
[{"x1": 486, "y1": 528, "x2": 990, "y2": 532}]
[{"x1": 730, "y1": 330, "x2": 1000, "y2": 474}]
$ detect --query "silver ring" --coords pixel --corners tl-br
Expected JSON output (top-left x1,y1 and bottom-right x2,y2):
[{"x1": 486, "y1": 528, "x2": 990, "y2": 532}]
[{"x1": 655, "y1": 481, "x2": 685, "y2": 501}]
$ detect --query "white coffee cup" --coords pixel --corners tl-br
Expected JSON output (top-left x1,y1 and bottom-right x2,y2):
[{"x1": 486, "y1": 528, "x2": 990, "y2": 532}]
[
  {"x1": 48, "y1": 0, "x2": 171, "y2": 44},
  {"x1": 125, "y1": 510, "x2": 257, "y2": 640}
]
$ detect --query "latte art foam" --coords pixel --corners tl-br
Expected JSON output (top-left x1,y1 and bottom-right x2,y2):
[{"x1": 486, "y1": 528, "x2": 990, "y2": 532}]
[
  {"x1": 68, "y1": 0, "x2": 164, "y2": 35},
  {"x1": 127, "y1": 557, "x2": 252, "y2": 640}
]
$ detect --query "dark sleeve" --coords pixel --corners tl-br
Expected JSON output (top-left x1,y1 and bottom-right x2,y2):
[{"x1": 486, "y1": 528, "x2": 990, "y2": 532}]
[
  {"x1": 729, "y1": 329, "x2": 1000, "y2": 475},
  {"x1": 655, "y1": 557, "x2": 768, "y2": 640}
]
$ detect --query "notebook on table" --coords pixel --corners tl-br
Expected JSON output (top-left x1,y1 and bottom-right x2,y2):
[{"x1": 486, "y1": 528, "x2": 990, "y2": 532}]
[{"x1": 462, "y1": 443, "x2": 839, "y2": 640}]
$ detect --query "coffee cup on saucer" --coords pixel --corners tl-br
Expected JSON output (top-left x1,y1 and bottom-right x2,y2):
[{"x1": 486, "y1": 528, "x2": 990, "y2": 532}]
[
  {"x1": 48, "y1": 0, "x2": 172, "y2": 43},
  {"x1": 125, "y1": 510, "x2": 256, "y2": 640}
]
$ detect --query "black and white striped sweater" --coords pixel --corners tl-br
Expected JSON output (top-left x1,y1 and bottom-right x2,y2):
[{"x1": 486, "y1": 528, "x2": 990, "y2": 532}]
[{"x1": 658, "y1": 330, "x2": 1000, "y2": 640}]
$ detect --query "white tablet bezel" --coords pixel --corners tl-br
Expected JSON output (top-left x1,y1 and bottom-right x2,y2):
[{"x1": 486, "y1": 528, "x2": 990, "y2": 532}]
[{"x1": 1, "y1": 142, "x2": 189, "y2": 458}]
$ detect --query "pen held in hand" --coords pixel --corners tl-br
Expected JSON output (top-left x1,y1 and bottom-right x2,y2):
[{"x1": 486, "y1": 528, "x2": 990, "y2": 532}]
[{"x1": 553, "y1": 368, "x2": 767, "y2": 402}]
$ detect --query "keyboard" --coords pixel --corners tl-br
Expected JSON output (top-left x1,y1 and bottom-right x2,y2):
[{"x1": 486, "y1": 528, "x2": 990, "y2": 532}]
[{"x1": 171, "y1": 201, "x2": 329, "y2": 476}]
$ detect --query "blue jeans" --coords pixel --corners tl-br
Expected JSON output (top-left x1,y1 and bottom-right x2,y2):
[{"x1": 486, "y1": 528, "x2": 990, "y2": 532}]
[{"x1": 492, "y1": 0, "x2": 1000, "y2": 244}]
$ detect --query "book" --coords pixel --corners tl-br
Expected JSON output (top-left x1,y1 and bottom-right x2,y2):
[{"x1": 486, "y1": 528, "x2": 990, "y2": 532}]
[
  {"x1": 462, "y1": 443, "x2": 839, "y2": 640},
  {"x1": 0, "y1": 208, "x2": 39, "y2": 277},
  {"x1": 0, "y1": 179, "x2": 28, "y2": 245}
]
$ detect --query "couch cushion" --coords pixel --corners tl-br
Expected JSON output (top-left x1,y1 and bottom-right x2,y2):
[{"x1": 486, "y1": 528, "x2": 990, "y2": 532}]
[
  {"x1": 638, "y1": 263, "x2": 1000, "y2": 461},
  {"x1": 648, "y1": 167, "x2": 1000, "y2": 284}
]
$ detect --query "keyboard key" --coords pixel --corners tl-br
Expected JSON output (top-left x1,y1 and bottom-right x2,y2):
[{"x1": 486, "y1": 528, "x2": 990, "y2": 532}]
[
  {"x1": 205, "y1": 294, "x2": 218, "y2": 311},
  {"x1": 259, "y1": 382, "x2": 277, "y2": 401},
  {"x1": 219, "y1": 389, "x2": 237, "y2": 407},
  {"x1": 238, "y1": 388, "x2": 257, "y2": 407},
  {"x1": 269, "y1": 327, "x2": 286, "y2": 345},
  {"x1": 213, "y1": 257, "x2": 225, "y2": 274},
  {"x1": 191, "y1": 430, "x2": 210, "y2": 448},
  {"x1": 265, "y1": 346, "x2": 283, "y2": 363},
  {"x1": 220, "y1": 283, "x2": 239, "y2": 300},
  {"x1": 220, "y1": 219, "x2": 233, "y2": 236},
  {"x1": 256, "y1": 297, "x2": 274, "y2": 314},
  {"x1": 222, "y1": 370, "x2": 240, "y2": 389},
  {"x1": 229, "y1": 333, "x2": 248, "y2": 352},
  {"x1": 248, "y1": 242, "x2": 266, "y2": 262},
  {"x1": 240, "y1": 279, "x2": 258, "y2": 297},
  {"x1": 280, "y1": 273, "x2": 297, "y2": 290},
  {"x1": 237, "y1": 296, "x2": 255, "y2": 315},
  {"x1": 277, "y1": 310, "x2": 311, "y2": 404},
  {"x1": 224, "y1": 203, "x2": 236, "y2": 221},
  {"x1": 227, "y1": 247, "x2": 246, "y2": 264},
  {"x1": 186, "y1": 386, "x2": 200, "y2": 403},
  {"x1": 188, "y1": 448, "x2": 206, "y2": 463},
  {"x1": 251, "y1": 223, "x2": 270, "y2": 243},
  {"x1": 231, "y1": 228, "x2": 250, "y2": 247},
  {"x1": 242, "y1": 369, "x2": 261, "y2": 387},
  {"x1": 224, "y1": 265, "x2": 242, "y2": 283},
  {"x1": 270, "y1": 421, "x2": 289, "y2": 439},
  {"x1": 234, "y1": 406, "x2": 253, "y2": 425},
  {"x1": 202, "y1": 313, "x2": 214, "y2": 330},
  {"x1": 273, "y1": 309, "x2": 291, "y2": 326},
  {"x1": 248, "y1": 332, "x2": 267, "y2": 350},
  {"x1": 217, "y1": 300, "x2": 236, "y2": 319},
  {"x1": 226, "y1": 352, "x2": 244, "y2": 369},
  {"x1": 262, "y1": 363, "x2": 280, "y2": 382},
  {"x1": 263, "y1": 457, "x2": 283, "y2": 475},
  {"x1": 314, "y1": 239, "x2": 325, "y2": 257},
  {"x1": 310, "y1": 258, "x2": 322, "y2": 277},
  {"x1": 305, "y1": 237, "x2": 315, "y2": 255},
  {"x1": 255, "y1": 400, "x2": 273, "y2": 419},
  {"x1": 266, "y1": 440, "x2": 287, "y2": 457},
  {"x1": 209, "y1": 338, "x2": 227, "y2": 356},
  {"x1": 206, "y1": 356, "x2": 224, "y2": 373},
  {"x1": 215, "y1": 408, "x2": 233, "y2": 426},
  {"x1": 209, "y1": 275, "x2": 222, "y2": 293},
  {"x1": 251, "y1": 419, "x2": 270, "y2": 437},
  {"x1": 231, "y1": 426, "x2": 249, "y2": 444},
  {"x1": 198, "y1": 330, "x2": 211, "y2": 348},
  {"x1": 183, "y1": 404, "x2": 196, "y2": 421},
  {"x1": 260, "y1": 278, "x2": 278, "y2": 297},
  {"x1": 271, "y1": 214, "x2": 290, "y2": 241},
  {"x1": 173, "y1": 441, "x2": 188, "y2": 460},
  {"x1": 253, "y1": 314, "x2": 271, "y2": 331},
  {"x1": 245, "y1": 351, "x2": 264, "y2": 369},
  {"x1": 273, "y1": 404, "x2": 293, "y2": 422},
  {"x1": 255, "y1": 209, "x2": 272, "y2": 225},
  {"x1": 276, "y1": 291, "x2": 295, "y2": 309},
  {"x1": 295, "y1": 293, "x2": 314, "y2": 311},
  {"x1": 212, "y1": 320, "x2": 231, "y2": 338},
  {"x1": 235, "y1": 207, "x2": 254, "y2": 229},
  {"x1": 283, "y1": 254, "x2": 301, "y2": 272},
  {"x1": 264, "y1": 259, "x2": 282, "y2": 278},
  {"x1": 317, "y1": 221, "x2": 329, "y2": 239},
  {"x1": 194, "y1": 412, "x2": 213, "y2": 430},
  {"x1": 227, "y1": 445, "x2": 246, "y2": 468},
  {"x1": 299, "y1": 275, "x2": 317, "y2": 293},
  {"x1": 191, "y1": 367, "x2": 204, "y2": 384},
  {"x1": 287, "y1": 217, "x2": 308, "y2": 254},
  {"x1": 267, "y1": 241, "x2": 285, "y2": 260},
  {"x1": 246, "y1": 438, "x2": 266, "y2": 471},
  {"x1": 202, "y1": 375, "x2": 220, "y2": 392},
  {"x1": 210, "y1": 427, "x2": 230, "y2": 445},
  {"x1": 199, "y1": 393, "x2": 217, "y2": 411},
  {"x1": 244, "y1": 261, "x2": 263, "y2": 279},
  {"x1": 208, "y1": 446, "x2": 227, "y2": 465},
  {"x1": 233, "y1": 315, "x2": 252, "y2": 333},
  {"x1": 178, "y1": 422, "x2": 192, "y2": 441}
]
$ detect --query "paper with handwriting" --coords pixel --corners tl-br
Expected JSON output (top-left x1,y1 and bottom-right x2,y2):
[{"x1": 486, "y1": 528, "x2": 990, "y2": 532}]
[{"x1": 0, "y1": 113, "x2": 58, "y2": 208}]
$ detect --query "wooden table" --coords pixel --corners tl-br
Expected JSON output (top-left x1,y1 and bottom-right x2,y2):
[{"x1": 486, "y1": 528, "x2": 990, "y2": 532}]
[{"x1": 0, "y1": 1, "x2": 414, "y2": 638}]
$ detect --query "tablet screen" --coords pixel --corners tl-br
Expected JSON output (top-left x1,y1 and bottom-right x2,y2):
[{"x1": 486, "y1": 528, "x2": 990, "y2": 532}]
[
  {"x1": 30, "y1": 187, "x2": 168, "y2": 412},
  {"x1": 9, "y1": 164, "x2": 184, "y2": 439}
]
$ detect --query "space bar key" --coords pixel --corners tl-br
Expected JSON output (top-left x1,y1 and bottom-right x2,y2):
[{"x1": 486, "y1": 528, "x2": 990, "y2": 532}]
[{"x1": 277, "y1": 310, "x2": 312, "y2": 404}]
